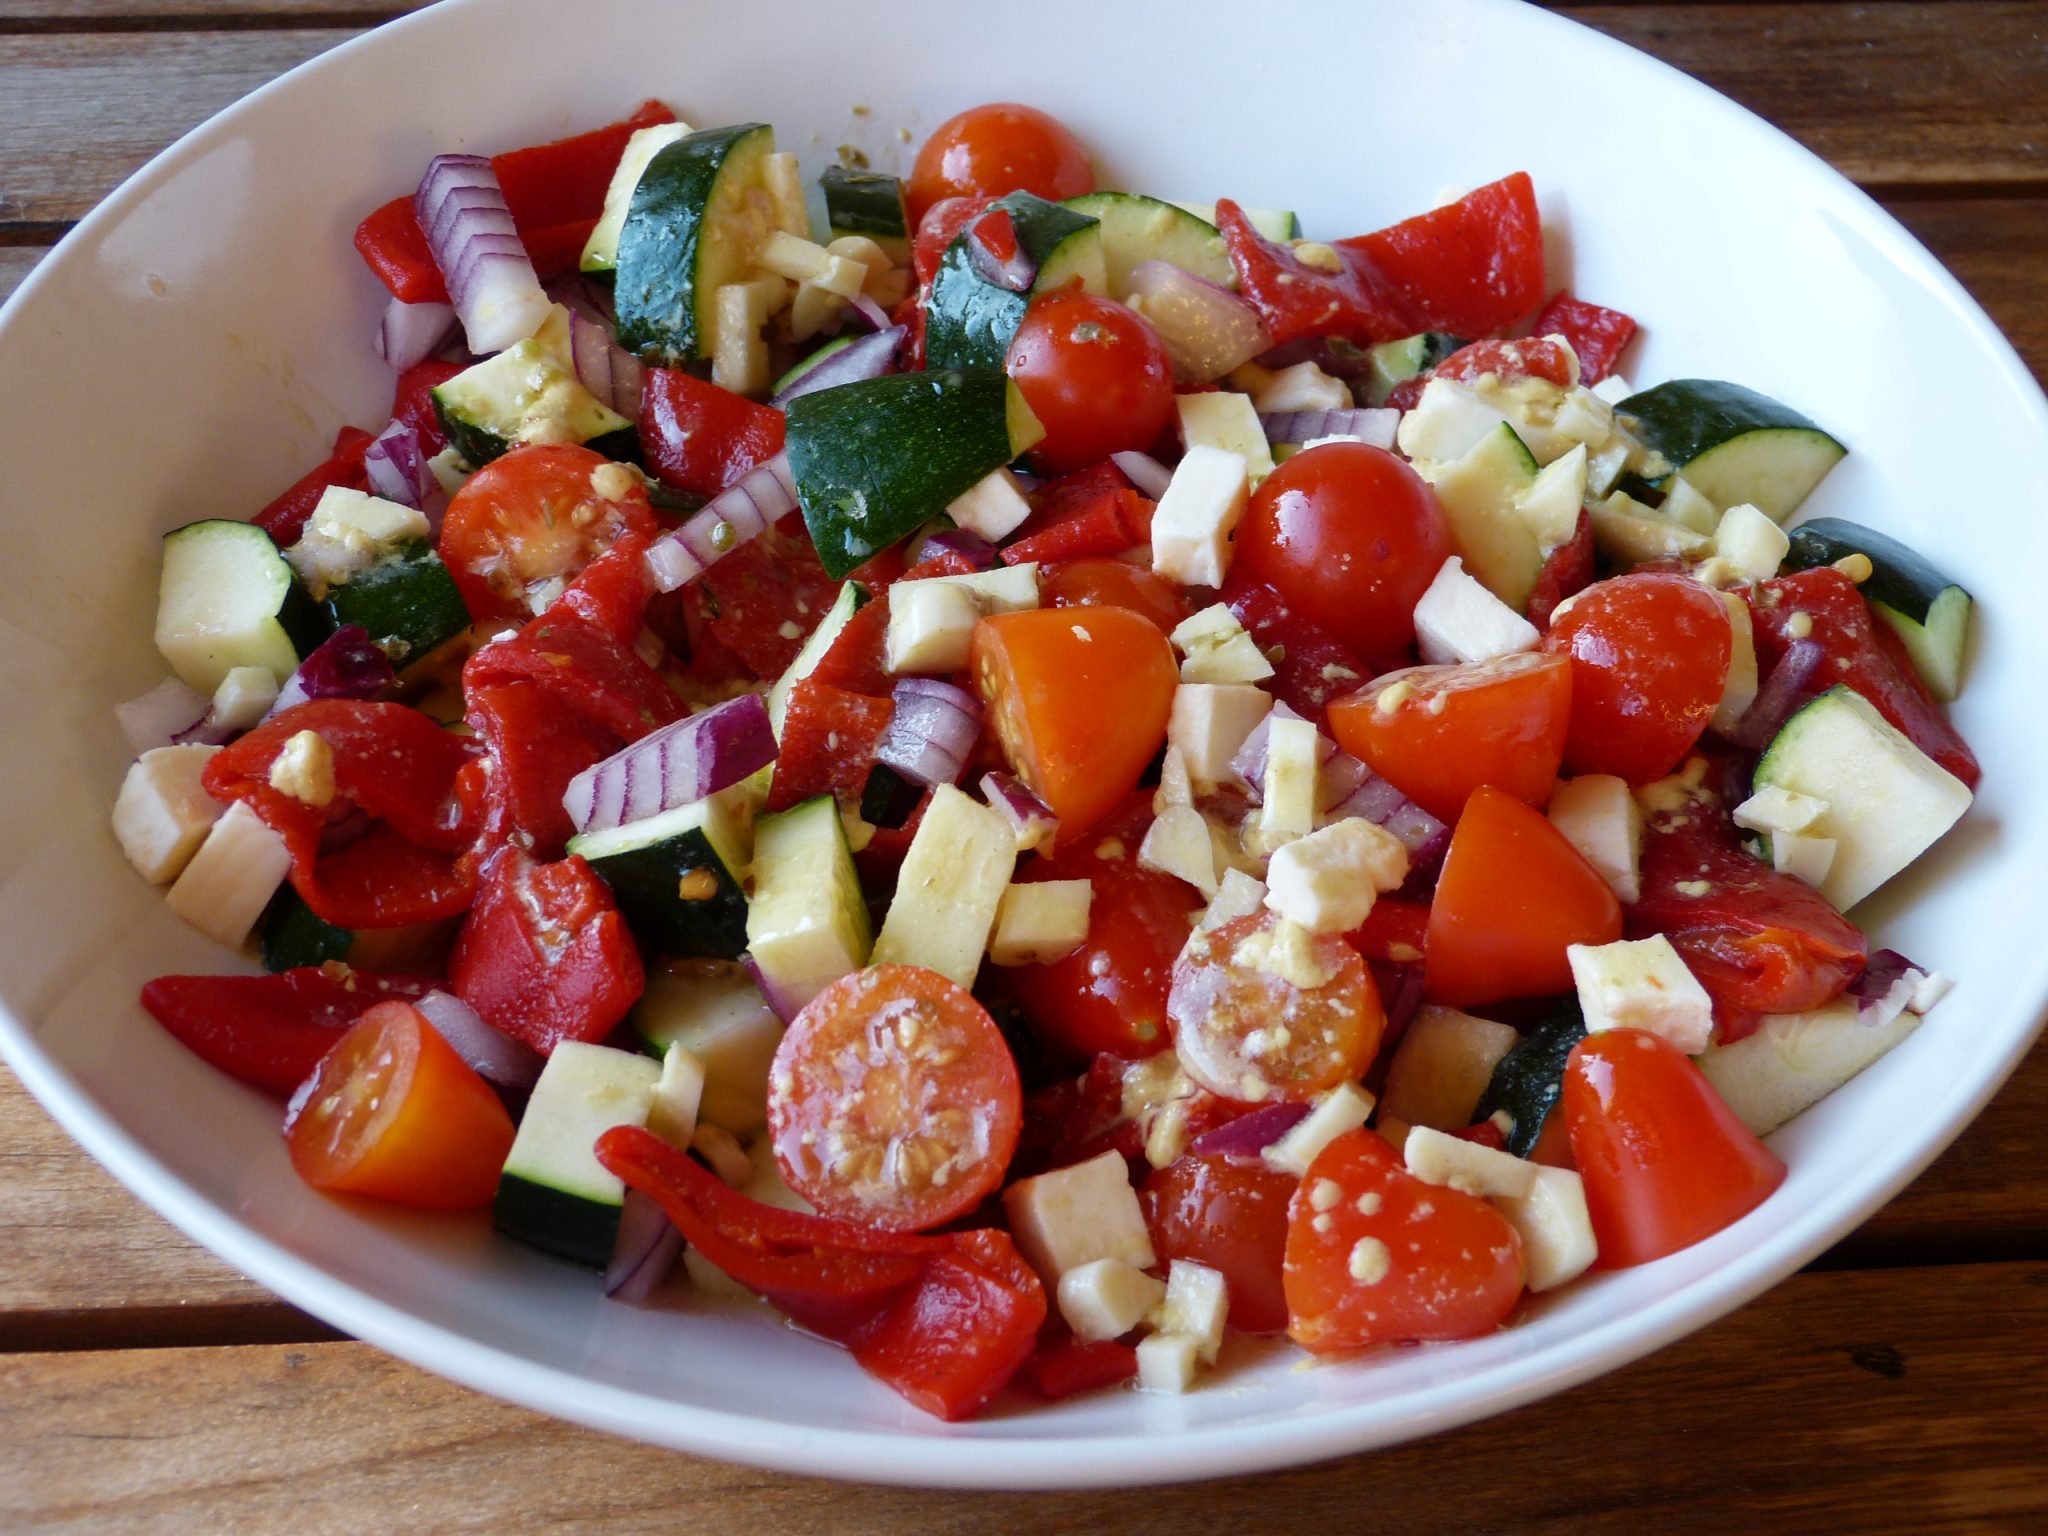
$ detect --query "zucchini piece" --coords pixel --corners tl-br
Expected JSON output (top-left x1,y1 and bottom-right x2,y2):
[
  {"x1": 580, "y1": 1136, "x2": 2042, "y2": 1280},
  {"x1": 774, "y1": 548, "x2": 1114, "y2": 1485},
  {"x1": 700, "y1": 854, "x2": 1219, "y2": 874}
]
[
  {"x1": 1696, "y1": 993, "x2": 1924, "y2": 1137},
  {"x1": 924, "y1": 191, "x2": 1107, "y2": 369},
  {"x1": 1782, "y1": 516, "x2": 1971, "y2": 701},
  {"x1": 258, "y1": 886, "x2": 352, "y2": 973},
  {"x1": 494, "y1": 1042, "x2": 661, "y2": 1266},
  {"x1": 767, "y1": 579, "x2": 870, "y2": 737},
  {"x1": 785, "y1": 368, "x2": 1044, "y2": 578},
  {"x1": 580, "y1": 120, "x2": 695, "y2": 274},
  {"x1": 155, "y1": 520, "x2": 323, "y2": 692},
  {"x1": 1472, "y1": 1003, "x2": 1587, "y2": 1159},
  {"x1": 1617, "y1": 379, "x2": 1846, "y2": 523},
  {"x1": 1363, "y1": 331, "x2": 1464, "y2": 407},
  {"x1": 1413, "y1": 422, "x2": 1545, "y2": 610},
  {"x1": 430, "y1": 340, "x2": 635, "y2": 467},
  {"x1": 567, "y1": 790, "x2": 751, "y2": 961},
  {"x1": 1062, "y1": 191, "x2": 1234, "y2": 294},
  {"x1": 1752, "y1": 685, "x2": 1972, "y2": 910},
  {"x1": 632, "y1": 961, "x2": 783, "y2": 1134},
  {"x1": 614, "y1": 122, "x2": 778, "y2": 364},
  {"x1": 1169, "y1": 201, "x2": 1300, "y2": 241},
  {"x1": 745, "y1": 794, "x2": 871, "y2": 1017},
  {"x1": 322, "y1": 541, "x2": 470, "y2": 668},
  {"x1": 821, "y1": 165, "x2": 910, "y2": 261}
]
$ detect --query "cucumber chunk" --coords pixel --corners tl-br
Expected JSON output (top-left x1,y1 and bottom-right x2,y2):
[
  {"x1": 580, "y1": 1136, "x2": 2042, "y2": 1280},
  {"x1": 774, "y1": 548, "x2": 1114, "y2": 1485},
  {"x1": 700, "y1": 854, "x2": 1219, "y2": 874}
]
[
  {"x1": 1783, "y1": 516, "x2": 1971, "y2": 701},
  {"x1": 821, "y1": 166, "x2": 910, "y2": 260},
  {"x1": 1414, "y1": 422, "x2": 1544, "y2": 610},
  {"x1": 580, "y1": 120, "x2": 695, "y2": 274},
  {"x1": 1617, "y1": 379, "x2": 1846, "y2": 523},
  {"x1": 431, "y1": 340, "x2": 634, "y2": 467},
  {"x1": 1169, "y1": 201, "x2": 1300, "y2": 241},
  {"x1": 632, "y1": 961, "x2": 783, "y2": 1134},
  {"x1": 868, "y1": 782, "x2": 1018, "y2": 989},
  {"x1": 745, "y1": 795, "x2": 871, "y2": 1017},
  {"x1": 494, "y1": 1042, "x2": 660, "y2": 1266},
  {"x1": 323, "y1": 541, "x2": 470, "y2": 667},
  {"x1": 155, "y1": 520, "x2": 318, "y2": 692},
  {"x1": 1062, "y1": 191, "x2": 1234, "y2": 294},
  {"x1": 568, "y1": 790, "x2": 751, "y2": 961}
]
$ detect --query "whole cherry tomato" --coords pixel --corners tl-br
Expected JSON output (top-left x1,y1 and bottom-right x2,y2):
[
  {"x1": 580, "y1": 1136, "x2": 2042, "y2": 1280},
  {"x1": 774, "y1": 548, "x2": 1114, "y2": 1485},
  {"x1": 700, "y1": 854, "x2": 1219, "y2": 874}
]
[
  {"x1": 1005, "y1": 290, "x2": 1175, "y2": 476},
  {"x1": 1144, "y1": 1150, "x2": 1298, "y2": 1333},
  {"x1": 906, "y1": 103, "x2": 1094, "y2": 224}
]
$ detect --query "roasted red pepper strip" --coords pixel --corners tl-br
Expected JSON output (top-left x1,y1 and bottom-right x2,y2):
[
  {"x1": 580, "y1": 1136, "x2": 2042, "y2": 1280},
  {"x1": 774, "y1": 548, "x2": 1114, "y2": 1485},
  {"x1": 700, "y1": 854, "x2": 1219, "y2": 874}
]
[
  {"x1": 463, "y1": 608, "x2": 684, "y2": 744},
  {"x1": 557, "y1": 523, "x2": 656, "y2": 647},
  {"x1": 698, "y1": 515, "x2": 841, "y2": 678},
  {"x1": 1527, "y1": 509, "x2": 1596, "y2": 630},
  {"x1": 389, "y1": 358, "x2": 466, "y2": 457},
  {"x1": 807, "y1": 596, "x2": 893, "y2": 696},
  {"x1": 637, "y1": 367, "x2": 787, "y2": 499},
  {"x1": 465, "y1": 683, "x2": 616, "y2": 860},
  {"x1": 448, "y1": 846, "x2": 644, "y2": 1055},
  {"x1": 1746, "y1": 567, "x2": 1980, "y2": 788},
  {"x1": 1529, "y1": 292, "x2": 1639, "y2": 384},
  {"x1": 252, "y1": 426, "x2": 374, "y2": 546},
  {"x1": 141, "y1": 967, "x2": 435, "y2": 1096},
  {"x1": 1019, "y1": 1335, "x2": 1140, "y2": 1400},
  {"x1": 1334, "y1": 172, "x2": 1547, "y2": 340},
  {"x1": 1216, "y1": 200, "x2": 1417, "y2": 347},
  {"x1": 766, "y1": 680, "x2": 894, "y2": 813},
  {"x1": 1003, "y1": 487, "x2": 1155, "y2": 566}
]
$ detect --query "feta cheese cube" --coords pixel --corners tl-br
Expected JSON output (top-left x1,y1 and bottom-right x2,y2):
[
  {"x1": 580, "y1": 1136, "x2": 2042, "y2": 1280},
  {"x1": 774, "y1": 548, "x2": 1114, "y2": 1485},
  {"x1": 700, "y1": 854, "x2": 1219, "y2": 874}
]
[
  {"x1": 164, "y1": 800, "x2": 292, "y2": 947},
  {"x1": 1058, "y1": 1259, "x2": 1166, "y2": 1343},
  {"x1": 1403, "y1": 1124, "x2": 1538, "y2": 1199},
  {"x1": 1492, "y1": 1167, "x2": 1598, "y2": 1292},
  {"x1": 209, "y1": 667, "x2": 278, "y2": 733},
  {"x1": 1151, "y1": 445, "x2": 1250, "y2": 589},
  {"x1": 990, "y1": 879, "x2": 1093, "y2": 966},
  {"x1": 1252, "y1": 361, "x2": 1349, "y2": 414},
  {"x1": 1771, "y1": 831, "x2": 1838, "y2": 888},
  {"x1": 1149, "y1": 1259, "x2": 1229, "y2": 1362},
  {"x1": 1136, "y1": 1331, "x2": 1203, "y2": 1394},
  {"x1": 1515, "y1": 443, "x2": 1589, "y2": 550},
  {"x1": 1712, "y1": 502, "x2": 1790, "y2": 583},
  {"x1": 1569, "y1": 934, "x2": 1716, "y2": 1054},
  {"x1": 1171, "y1": 603, "x2": 1274, "y2": 685},
  {"x1": 1263, "y1": 1082, "x2": 1375, "y2": 1177},
  {"x1": 1412, "y1": 556, "x2": 1540, "y2": 666},
  {"x1": 1261, "y1": 716, "x2": 1322, "y2": 838},
  {"x1": 1546, "y1": 775, "x2": 1644, "y2": 904},
  {"x1": 112, "y1": 744, "x2": 224, "y2": 884},
  {"x1": 1395, "y1": 378, "x2": 1511, "y2": 464},
  {"x1": 1379, "y1": 1006, "x2": 1521, "y2": 1131},
  {"x1": 1734, "y1": 785, "x2": 1828, "y2": 837},
  {"x1": 1263, "y1": 817, "x2": 1409, "y2": 933},
  {"x1": 945, "y1": 467, "x2": 1034, "y2": 543},
  {"x1": 1003, "y1": 1148, "x2": 1156, "y2": 1284},
  {"x1": 1168, "y1": 683, "x2": 1273, "y2": 786},
  {"x1": 1138, "y1": 805, "x2": 1220, "y2": 897},
  {"x1": 287, "y1": 486, "x2": 432, "y2": 599},
  {"x1": 267, "y1": 729, "x2": 336, "y2": 808},
  {"x1": 885, "y1": 579, "x2": 983, "y2": 674},
  {"x1": 1176, "y1": 392, "x2": 1274, "y2": 480},
  {"x1": 1710, "y1": 591, "x2": 1760, "y2": 734}
]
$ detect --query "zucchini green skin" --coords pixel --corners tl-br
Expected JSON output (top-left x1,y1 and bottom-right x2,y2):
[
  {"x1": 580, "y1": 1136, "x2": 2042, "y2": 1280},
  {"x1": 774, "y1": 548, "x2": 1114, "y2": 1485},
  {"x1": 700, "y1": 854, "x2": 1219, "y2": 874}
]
[
  {"x1": 924, "y1": 191, "x2": 1103, "y2": 369},
  {"x1": 493, "y1": 1174, "x2": 621, "y2": 1268},
  {"x1": 323, "y1": 541, "x2": 469, "y2": 667},
  {"x1": 785, "y1": 368, "x2": 1038, "y2": 578},
  {"x1": 279, "y1": 576, "x2": 334, "y2": 659},
  {"x1": 431, "y1": 343, "x2": 640, "y2": 469},
  {"x1": 614, "y1": 122, "x2": 774, "y2": 364},
  {"x1": 1471, "y1": 1002, "x2": 1587, "y2": 1159},
  {"x1": 1060, "y1": 190, "x2": 1233, "y2": 292},
  {"x1": 821, "y1": 166, "x2": 909, "y2": 242},
  {"x1": 572, "y1": 824, "x2": 749, "y2": 961},
  {"x1": 1782, "y1": 516, "x2": 1971, "y2": 701},
  {"x1": 259, "y1": 887, "x2": 351, "y2": 972},
  {"x1": 1617, "y1": 378, "x2": 1847, "y2": 522},
  {"x1": 432, "y1": 403, "x2": 638, "y2": 472}
]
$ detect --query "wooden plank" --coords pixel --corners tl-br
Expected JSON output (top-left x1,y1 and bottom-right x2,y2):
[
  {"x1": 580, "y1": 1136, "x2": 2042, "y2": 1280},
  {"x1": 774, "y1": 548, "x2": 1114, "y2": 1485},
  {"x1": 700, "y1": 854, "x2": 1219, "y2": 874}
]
[
  {"x1": 0, "y1": 2, "x2": 416, "y2": 20},
  {"x1": 0, "y1": 1262, "x2": 2042, "y2": 1533},
  {"x1": 1887, "y1": 196, "x2": 2048, "y2": 380}
]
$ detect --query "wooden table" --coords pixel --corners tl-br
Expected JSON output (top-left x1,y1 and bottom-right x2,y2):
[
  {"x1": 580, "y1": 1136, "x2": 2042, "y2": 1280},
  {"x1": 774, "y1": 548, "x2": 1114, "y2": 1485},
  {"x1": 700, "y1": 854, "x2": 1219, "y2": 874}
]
[{"x1": 4, "y1": 2, "x2": 2045, "y2": 1528}]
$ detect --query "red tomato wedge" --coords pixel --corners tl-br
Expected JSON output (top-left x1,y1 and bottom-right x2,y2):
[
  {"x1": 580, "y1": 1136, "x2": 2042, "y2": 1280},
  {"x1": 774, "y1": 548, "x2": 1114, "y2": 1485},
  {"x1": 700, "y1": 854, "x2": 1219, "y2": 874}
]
[
  {"x1": 1282, "y1": 1129, "x2": 1524, "y2": 1353},
  {"x1": 283, "y1": 1001, "x2": 514, "y2": 1210},
  {"x1": 1041, "y1": 558, "x2": 1190, "y2": 634},
  {"x1": 1425, "y1": 787, "x2": 1622, "y2": 1007},
  {"x1": 970, "y1": 605, "x2": 1176, "y2": 845},
  {"x1": 1328, "y1": 651, "x2": 1572, "y2": 824},
  {"x1": 1564, "y1": 1029, "x2": 1787, "y2": 1267},
  {"x1": 1144, "y1": 1149, "x2": 1299, "y2": 1333},
  {"x1": 768, "y1": 965, "x2": 1023, "y2": 1232}
]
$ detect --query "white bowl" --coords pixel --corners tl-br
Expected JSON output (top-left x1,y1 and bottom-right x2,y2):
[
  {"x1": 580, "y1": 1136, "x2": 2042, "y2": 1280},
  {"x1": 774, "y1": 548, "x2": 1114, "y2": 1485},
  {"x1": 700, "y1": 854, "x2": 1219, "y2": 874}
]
[{"x1": 2, "y1": 0, "x2": 2044, "y2": 1490}]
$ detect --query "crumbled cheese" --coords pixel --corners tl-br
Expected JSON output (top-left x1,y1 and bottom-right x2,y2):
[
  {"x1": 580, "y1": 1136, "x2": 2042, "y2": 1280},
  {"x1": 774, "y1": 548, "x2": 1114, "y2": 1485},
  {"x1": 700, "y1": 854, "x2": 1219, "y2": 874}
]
[
  {"x1": 1347, "y1": 1237, "x2": 1392, "y2": 1285},
  {"x1": 287, "y1": 486, "x2": 431, "y2": 600},
  {"x1": 1252, "y1": 360, "x2": 1348, "y2": 414},
  {"x1": 1231, "y1": 916, "x2": 1336, "y2": 990},
  {"x1": 1263, "y1": 817, "x2": 1409, "y2": 933},
  {"x1": 267, "y1": 729, "x2": 336, "y2": 808},
  {"x1": 590, "y1": 463, "x2": 640, "y2": 503},
  {"x1": 1569, "y1": 934, "x2": 1716, "y2": 1055}
]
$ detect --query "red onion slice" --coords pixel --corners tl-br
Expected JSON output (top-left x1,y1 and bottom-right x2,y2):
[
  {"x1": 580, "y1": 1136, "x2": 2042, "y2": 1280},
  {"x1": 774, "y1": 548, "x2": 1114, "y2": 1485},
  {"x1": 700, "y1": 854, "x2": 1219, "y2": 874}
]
[
  {"x1": 266, "y1": 626, "x2": 395, "y2": 720},
  {"x1": 877, "y1": 677, "x2": 983, "y2": 788},
  {"x1": 964, "y1": 209, "x2": 1037, "y2": 292},
  {"x1": 604, "y1": 1188, "x2": 684, "y2": 1302},
  {"x1": 414, "y1": 153, "x2": 551, "y2": 354},
  {"x1": 912, "y1": 526, "x2": 1001, "y2": 572},
  {"x1": 1124, "y1": 260, "x2": 1271, "y2": 383},
  {"x1": 849, "y1": 291, "x2": 893, "y2": 332},
  {"x1": 564, "y1": 692, "x2": 777, "y2": 835},
  {"x1": 1727, "y1": 637, "x2": 1825, "y2": 750},
  {"x1": 411, "y1": 989, "x2": 543, "y2": 1092},
  {"x1": 768, "y1": 326, "x2": 906, "y2": 409},
  {"x1": 1260, "y1": 408, "x2": 1398, "y2": 449},
  {"x1": 117, "y1": 676, "x2": 212, "y2": 754},
  {"x1": 1189, "y1": 1102, "x2": 1312, "y2": 1159},
  {"x1": 1109, "y1": 450, "x2": 1173, "y2": 500},
  {"x1": 1327, "y1": 769, "x2": 1449, "y2": 860},
  {"x1": 981, "y1": 771, "x2": 1059, "y2": 849},
  {"x1": 375, "y1": 294, "x2": 458, "y2": 372},
  {"x1": 644, "y1": 453, "x2": 798, "y2": 593},
  {"x1": 1318, "y1": 750, "x2": 1369, "y2": 811},
  {"x1": 363, "y1": 420, "x2": 435, "y2": 508}
]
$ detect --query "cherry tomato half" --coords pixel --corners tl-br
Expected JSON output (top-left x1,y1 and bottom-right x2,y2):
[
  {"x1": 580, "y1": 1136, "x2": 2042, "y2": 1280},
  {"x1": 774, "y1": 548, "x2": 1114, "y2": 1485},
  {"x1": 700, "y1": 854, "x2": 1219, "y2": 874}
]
[
  {"x1": 1041, "y1": 557, "x2": 1190, "y2": 635},
  {"x1": 768, "y1": 965, "x2": 1022, "y2": 1232},
  {"x1": 1224, "y1": 441, "x2": 1450, "y2": 660},
  {"x1": 906, "y1": 102, "x2": 1094, "y2": 224},
  {"x1": 283, "y1": 1001, "x2": 515, "y2": 1210},
  {"x1": 1144, "y1": 1149, "x2": 1298, "y2": 1333},
  {"x1": 1543, "y1": 571, "x2": 1732, "y2": 783},
  {"x1": 1004, "y1": 289, "x2": 1175, "y2": 477}
]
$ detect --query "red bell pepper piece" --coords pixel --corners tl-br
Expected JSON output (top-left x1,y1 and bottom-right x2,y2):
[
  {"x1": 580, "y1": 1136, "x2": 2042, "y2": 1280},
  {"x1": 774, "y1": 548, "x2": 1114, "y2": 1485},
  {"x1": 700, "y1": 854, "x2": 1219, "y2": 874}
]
[
  {"x1": 463, "y1": 607, "x2": 684, "y2": 744},
  {"x1": 1003, "y1": 487, "x2": 1154, "y2": 566},
  {"x1": 766, "y1": 680, "x2": 894, "y2": 813},
  {"x1": 389, "y1": 358, "x2": 466, "y2": 456},
  {"x1": 557, "y1": 523, "x2": 656, "y2": 647},
  {"x1": 465, "y1": 683, "x2": 616, "y2": 860},
  {"x1": 448, "y1": 846, "x2": 644, "y2": 1055},
  {"x1": 1222, "y1": 581, "x2": 1373, "y2": 726},
  {"x1": 1019, "y1": 1335, "x2": 1139, "y2": 1400},
  {"x1": 252, "y1": 426, "x2": 374, "y2": 546},
  {"x1": 637, "y1": 367, "x2": 787, "y2": 499},
  {"x1": 807, "y1": 595, "x2": 893, "y2": 697},
  {"x1": 697, "y1": 515, "x2": 842, "y2": 678},
  {"x1": 1216, "y1": 199, "x2": 1416, "y2": 348},
  {"x1": 1344, "y1": 897, "x2": 1431, "y2": 964},
  {"x1": 1527, "y1": 508, "x2": 1596, "y2": 630},
  {"x1": 1746, "y1": 568, "x2": 1979, "y2": 788},
  {"x1": 1530, "y1": 292, "x2": 1639, "y2": 385},
  {"x1": 140, "y1": 967, "x2": 435, "y2": 1096}
]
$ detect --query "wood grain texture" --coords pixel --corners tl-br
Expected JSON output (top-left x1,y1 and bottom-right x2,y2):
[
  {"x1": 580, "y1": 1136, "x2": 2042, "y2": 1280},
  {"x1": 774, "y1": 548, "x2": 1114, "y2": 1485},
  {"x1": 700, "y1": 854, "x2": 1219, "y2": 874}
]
[{"x1": 1, "y1": 1263, "x2": 2043, "y2": 1534}]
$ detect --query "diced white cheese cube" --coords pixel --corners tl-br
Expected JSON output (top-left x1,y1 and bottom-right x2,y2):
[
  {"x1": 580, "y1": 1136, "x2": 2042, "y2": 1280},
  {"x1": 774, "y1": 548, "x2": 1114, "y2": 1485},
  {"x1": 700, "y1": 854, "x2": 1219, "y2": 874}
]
[
  {"x1": 1712, "y1": 502, "x2": 1790, "y2": 582},
  {"x1": 1003, "y1": 1148, "x2": 1156, "y2": 1284},
  {"x1": 945, "y1": 467, "x2": 1034, "y2": 542},
  {"x1": 1171, "y1": 603, "x2": 1274, "y2": 685},
  {"x1": 990, "y1": 879, "x2": 1093, "y2": 966},
  {"x1": 1261, "y1": 716, "x2": 1321, "y2": 838},
  {"x1": 1569, "y1": 934, "x2": 1716, "y2": 1054},
  {"x1": 884, "y1": 579, "x2": 983, "y2": 674},
  {"x1": 1492, "y1": 1167, "x2": 1598, "y2": 1292},
  {"x1": 1136, "y1": 1331, "x2": 1203, "y2": 1394},
  {"x1": 1137, "y1": 805, "x2": 1220, "y2": 897},
  {"x1": 1395, "y1": 378, "x2": 1510, "y2": 464},
  {"x1": 1547, "y1": 775, "x2": 1643, "y2": 904},
  {"x1": 905, "y1": 561, "x2": 1041, "y2": 614},
  {"x1": 1589, "y1": 372, "x2": 1635, "y2": 406},
  {"x1": 1658, "y1": 474, "x2": 1721, "y2": 534},
  {"x1": 1734, "y1": 785, "x2": 1828, "y2": 837},
  {"x1": 1252, "y1": 361, "x2": 1349, "y2": 414},
  {"x1": 648, "y1": 1043, "x2": 707, "y2": 1149},
  {"x1": 1151, "y1": 446, "x2": 1250, "y2": 589},
  {"x1": 112, "y1": 744, "x2": 224, "y2": 885},
  {"x1": 287, "y1": 486, "x2": 431, "y2": 599},
  {"x1": 1262, "y1": 1082, "x2": 1375, "y2": 1177},
  {"x1": 1404, "y1": 1125, "x2": 1539, "y2": 1199},
  {"x1": 1168, "y1": 683, "x2": 1273, "y2": 786},
  {"x1": 1154, "y1": 745, "x2": 1194, "y2": 811},
  {"x1": 209, "y1": 667, "x2": 278, "y2": 733},
  {"x1": 1412, "y1": 556, "x2": 1540, "y2": 666},
  {"x1": 1710, "y1": 591, "x2": 1760, "y2": 736},
  {"x1": 1057, "y1": 1259, "x2": 1166, "y2": 1343},
  {"x1": 164, "y1": 800, "x2": 292, "y2": 947},
  {"x1": 1149, "y1": 1259, "x2": 1229, "y2": 1363},
  {"x1": 1378, "y1": 1006, "x2": 1521, "y2": 1132},
  {"x1": 1909, "y1": 972, "x2": 1953, "y2": 1014},
  {"x1": 1263, "y1": 817, "x2": 1409, "y2": 933},
  {"x1": 1176, "y1": 392, "x2": 1274, "y2": 480},
  {"x1": 1515, "y1": 443, "x2": 1589, "y2": 550},
  {"x1": 1771, "y1": 832, "x2": 1838, "y2": 888}
]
